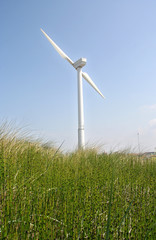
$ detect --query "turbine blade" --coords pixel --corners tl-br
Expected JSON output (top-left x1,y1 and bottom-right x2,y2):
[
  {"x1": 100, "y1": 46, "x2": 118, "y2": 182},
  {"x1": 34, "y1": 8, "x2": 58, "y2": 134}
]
[
  {"x1": 82, "y1": 72, "x2": 105, "y2": 98},
  {"x1": 41, "y1": 28, "x2": 74, "y2": 66}
]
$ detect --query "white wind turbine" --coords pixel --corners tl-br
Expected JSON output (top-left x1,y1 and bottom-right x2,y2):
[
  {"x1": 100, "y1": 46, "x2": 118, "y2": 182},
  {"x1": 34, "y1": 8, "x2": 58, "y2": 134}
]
[{"x1": 41, "y1": 28, "x2": 105, "y2": 149}]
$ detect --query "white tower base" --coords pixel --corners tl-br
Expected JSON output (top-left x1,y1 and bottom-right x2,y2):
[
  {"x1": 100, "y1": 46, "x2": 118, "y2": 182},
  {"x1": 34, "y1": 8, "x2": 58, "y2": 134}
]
[
  {"x1": 73, "y1": 58, "x2": 87, "y2": 150},
  {"x1": 77, "y1": 67, "x2": 85, "y2": 149}
]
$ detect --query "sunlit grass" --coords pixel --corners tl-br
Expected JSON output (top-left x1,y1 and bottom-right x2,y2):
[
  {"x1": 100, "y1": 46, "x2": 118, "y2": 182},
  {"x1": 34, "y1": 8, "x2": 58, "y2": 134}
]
[{"x1": 0, "y1": 124, "x2": 155, "y2": 239}]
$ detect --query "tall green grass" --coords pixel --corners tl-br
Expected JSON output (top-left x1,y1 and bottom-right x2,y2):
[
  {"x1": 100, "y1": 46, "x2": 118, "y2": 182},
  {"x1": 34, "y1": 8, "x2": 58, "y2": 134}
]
[{"x1": 0, "y1": 125, "x2": 155, "y2": 239}]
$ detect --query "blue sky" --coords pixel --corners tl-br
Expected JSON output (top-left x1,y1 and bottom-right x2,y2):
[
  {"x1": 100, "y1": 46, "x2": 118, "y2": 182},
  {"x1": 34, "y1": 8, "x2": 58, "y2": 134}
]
[{"x1": 1, "y1": 0, "x2": 156, "y2": 152}]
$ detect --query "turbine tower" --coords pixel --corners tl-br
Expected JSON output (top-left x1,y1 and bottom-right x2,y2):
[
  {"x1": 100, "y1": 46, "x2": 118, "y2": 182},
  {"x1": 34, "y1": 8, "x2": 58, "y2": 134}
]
[{"x1": 41, "y1": 29, "x2": 105, "y2": 149}]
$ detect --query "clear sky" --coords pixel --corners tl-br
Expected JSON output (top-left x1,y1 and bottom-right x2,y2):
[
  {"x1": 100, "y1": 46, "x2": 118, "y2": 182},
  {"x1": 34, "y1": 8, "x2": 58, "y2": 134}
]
[{"x1": 1, "y1": 0, "x2": 156, "y2": 152}]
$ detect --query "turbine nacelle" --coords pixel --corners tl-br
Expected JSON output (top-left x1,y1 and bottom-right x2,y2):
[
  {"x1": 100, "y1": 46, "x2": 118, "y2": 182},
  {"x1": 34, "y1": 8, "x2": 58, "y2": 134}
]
[{"x1": 73, "y1": 58, "x2": 87, "y2": 69}]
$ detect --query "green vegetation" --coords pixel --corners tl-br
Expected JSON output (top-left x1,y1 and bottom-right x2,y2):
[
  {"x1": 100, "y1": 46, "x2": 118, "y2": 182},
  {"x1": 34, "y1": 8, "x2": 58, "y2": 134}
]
[{"x1": 0, "y1": 126, "x2": 155, "y2": 239}]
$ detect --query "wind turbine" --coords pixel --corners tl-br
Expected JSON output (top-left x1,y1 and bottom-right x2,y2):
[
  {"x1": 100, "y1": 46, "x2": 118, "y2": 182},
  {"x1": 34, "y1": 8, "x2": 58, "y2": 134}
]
[{"x1": 41, "y1": 28, "x2": 105, "y2": 149}]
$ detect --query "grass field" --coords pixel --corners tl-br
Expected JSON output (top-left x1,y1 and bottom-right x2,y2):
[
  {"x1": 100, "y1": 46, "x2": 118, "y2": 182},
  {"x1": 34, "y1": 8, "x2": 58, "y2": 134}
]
[{"x1": 0, "y1": 125, "x2": 155, "y2": 239}]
